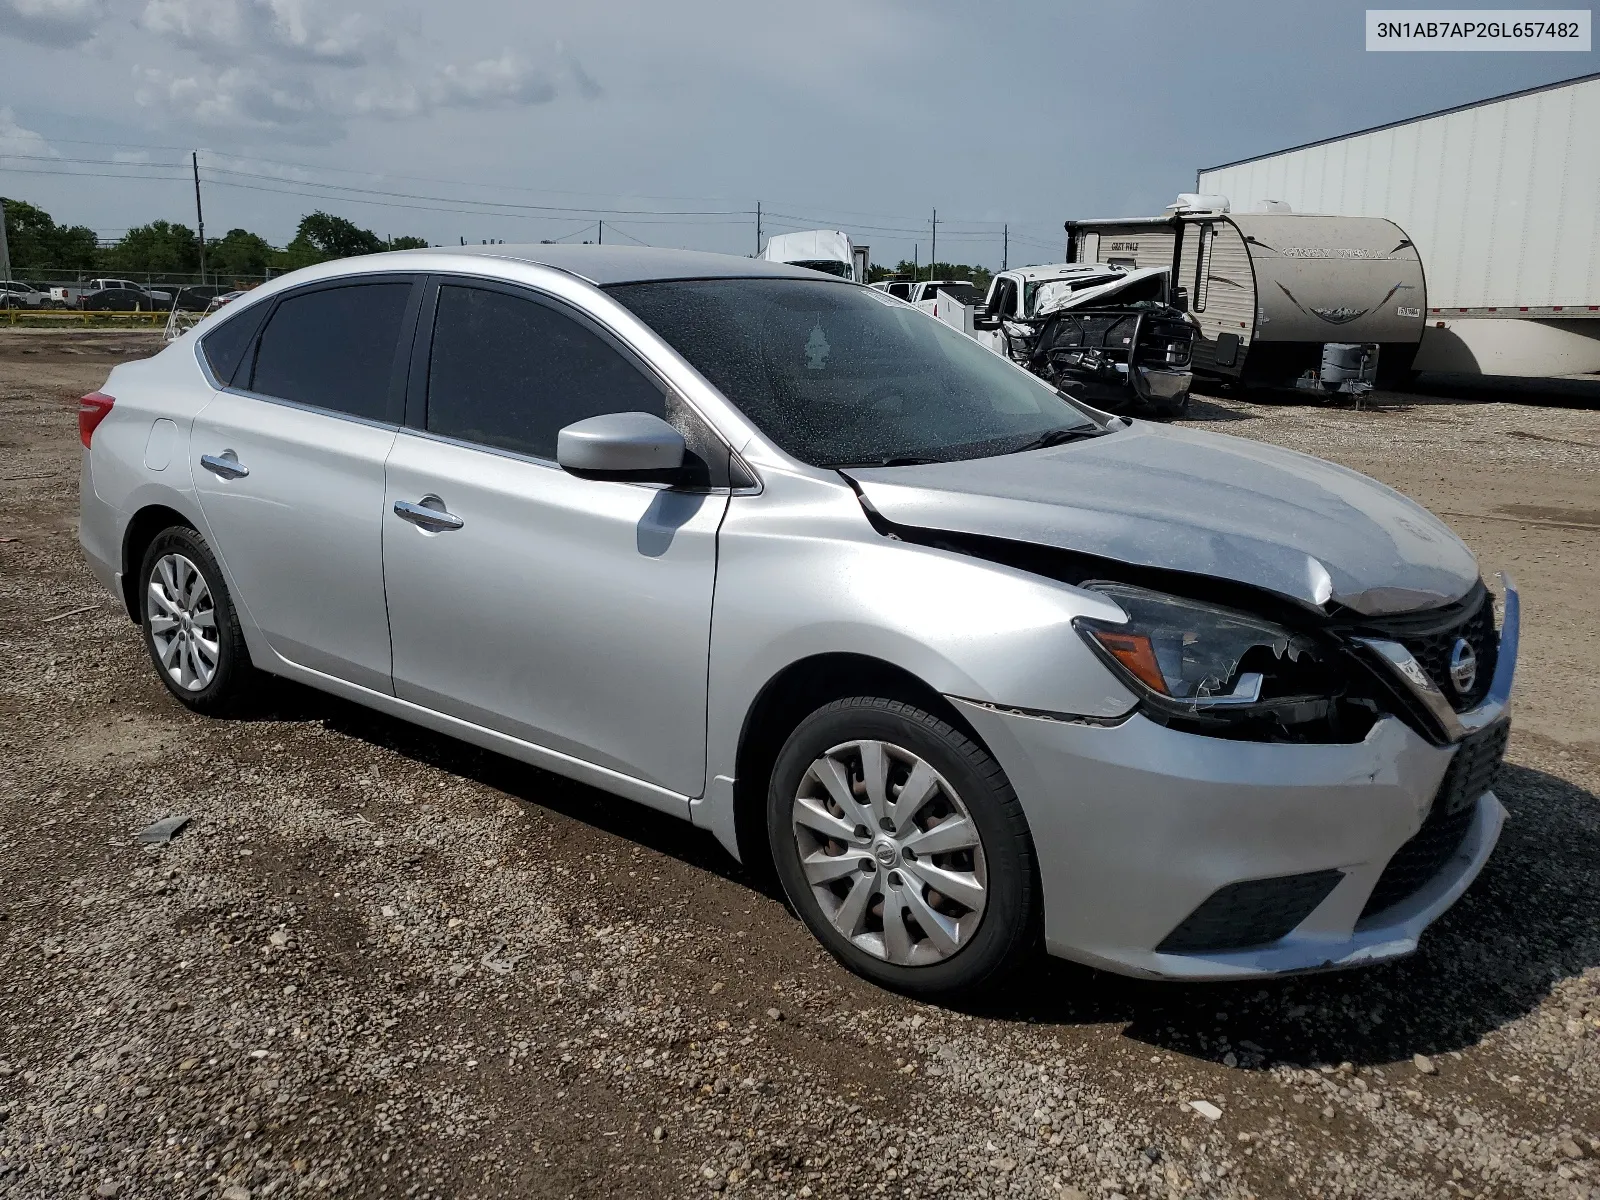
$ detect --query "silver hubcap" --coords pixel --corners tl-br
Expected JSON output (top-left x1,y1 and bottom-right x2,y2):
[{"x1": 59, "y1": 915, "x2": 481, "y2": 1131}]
[
  {"x1": 791, "y1": 739, "x2": 987, "y2": 966},
  {"x1": 147, "y1": 553, "x2": 220, "y2": 692}
]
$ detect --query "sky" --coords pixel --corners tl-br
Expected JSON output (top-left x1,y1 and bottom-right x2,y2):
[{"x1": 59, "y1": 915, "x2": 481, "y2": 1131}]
[{"x1": 0, "y1": 0, "x2": 1594, "y2": 269}]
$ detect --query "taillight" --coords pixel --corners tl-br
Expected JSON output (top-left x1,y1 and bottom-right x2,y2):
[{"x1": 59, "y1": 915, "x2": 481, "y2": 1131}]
[{"x1": 79, "y1": 392, "x2": 115, "y2": 448}]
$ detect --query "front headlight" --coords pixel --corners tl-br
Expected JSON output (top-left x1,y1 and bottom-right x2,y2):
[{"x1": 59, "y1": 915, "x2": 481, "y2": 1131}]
[{"x1": 1074, "y1": 583, "x2": 1337, "y2": 720}]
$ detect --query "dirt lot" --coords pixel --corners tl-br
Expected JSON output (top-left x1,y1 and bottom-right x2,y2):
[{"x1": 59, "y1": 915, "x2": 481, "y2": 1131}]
[{"x1": 1, "y1": 331, "x2": 1597, "y2": 1200}]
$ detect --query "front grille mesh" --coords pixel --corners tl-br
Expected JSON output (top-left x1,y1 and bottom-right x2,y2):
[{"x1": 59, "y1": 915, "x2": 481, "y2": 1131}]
[
  {"x1": 1359, "y1": 720, "x2": 1509, "y2": 922},
  {"x1": 1364, "y1": 590, "x2": 1499, "y2": 712},
  {"x1": 1157, "y1": 869, "x2": 1344, "y2": 954}
]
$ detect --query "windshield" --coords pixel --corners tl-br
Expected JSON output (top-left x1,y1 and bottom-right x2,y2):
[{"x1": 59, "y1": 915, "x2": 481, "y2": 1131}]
[
  {"x1": 923, "y1": 281, "x2": 983, "y2": 305},
  {"x1": 607, "y1": 278, "x2": 1099, "y2": 467},
  {"x1": 790, "y1": 259, "x2": 853, "y2": 279}
]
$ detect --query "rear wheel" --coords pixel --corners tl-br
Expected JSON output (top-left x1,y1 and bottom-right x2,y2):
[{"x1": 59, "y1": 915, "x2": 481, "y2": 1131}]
[
  {"x1": 767, "y1": 697, "x2": 1038, "y2": 998},
  {"x1": 138, "y1": 526, "x2": 261, "y2": 715}
]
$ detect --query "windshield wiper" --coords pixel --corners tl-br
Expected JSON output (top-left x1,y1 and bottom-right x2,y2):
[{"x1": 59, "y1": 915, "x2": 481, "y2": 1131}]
[
  {"x1": 826, "y1": 455, "x2": 940, "y2": 468},
  {"x1": 1009, "y1": 427, "x2": 1103, "y2": 454}
]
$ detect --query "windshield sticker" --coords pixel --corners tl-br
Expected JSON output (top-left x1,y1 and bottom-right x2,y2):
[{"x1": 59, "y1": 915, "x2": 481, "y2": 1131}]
[{"x1": 805, "y1": 321, "x2": 831, "y2": 370}]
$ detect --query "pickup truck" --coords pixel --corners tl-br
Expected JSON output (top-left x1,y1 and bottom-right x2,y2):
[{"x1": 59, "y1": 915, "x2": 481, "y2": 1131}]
[
  {"x1": 971, "y1": 263, "x2": 1198, "y2": 418},
  {"x1": 49, "y1": 279, "x2": 174, "y2": 310}
]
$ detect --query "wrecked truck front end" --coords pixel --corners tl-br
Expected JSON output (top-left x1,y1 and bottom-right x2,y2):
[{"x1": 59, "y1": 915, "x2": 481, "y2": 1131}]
[
  {"x1": 998, "y1": 268, "x2": 1197, "y2": 416},
  {"x1": 1029, "y1": 304, "x2": 1196, "y2": 413}
]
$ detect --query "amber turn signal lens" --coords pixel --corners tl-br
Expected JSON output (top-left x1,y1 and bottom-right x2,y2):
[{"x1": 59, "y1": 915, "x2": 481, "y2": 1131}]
[{"x1": 1088, "y1": 630, "x2": 1170, "y2": 695}]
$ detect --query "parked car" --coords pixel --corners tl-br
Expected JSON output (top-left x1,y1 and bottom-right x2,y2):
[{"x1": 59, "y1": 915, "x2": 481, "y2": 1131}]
[
  {"x1": 51, "y1": 279, "x2": 173, "y2": 310},
  {"x1": 0, "y1": 279, "x2": 46, "y2": 307},
  {"x1": 868, "y1": 278, "x2": 913, "y2": 300},
  {"x1": 908, "y1": 279, "x2": 984, "y2": 307},
  {"x1": 78, "y1": 246, "x2": 1516, "y2": 997}
]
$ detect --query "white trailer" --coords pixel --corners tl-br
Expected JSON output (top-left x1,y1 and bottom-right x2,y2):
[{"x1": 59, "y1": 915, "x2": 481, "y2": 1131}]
[{"x1": 1197, "y1": 71, "x2": 1600, "y2": 378}]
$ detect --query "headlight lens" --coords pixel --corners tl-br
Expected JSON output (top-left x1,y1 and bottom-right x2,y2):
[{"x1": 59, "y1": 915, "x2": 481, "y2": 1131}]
[{"x1": 1075, "y1": 583, "x2": 1331, "y2": 714}]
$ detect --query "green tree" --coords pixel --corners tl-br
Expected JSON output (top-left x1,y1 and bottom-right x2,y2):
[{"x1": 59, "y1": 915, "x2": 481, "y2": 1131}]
[
  {"x1": 284, "y1": 211, "x2": 385, "y2": 265},
  {"x1": 1, "y1": 197, "x2": 98, "y2": 275},
  {"x1": 103, "y1": 220, "x2": 200, "y2": 276},
  {"x1": 867, "y1": 260, "x2": 993, "y2": 291},
  {"x1": 207, "y1": 228, "x2": 275, "y2": 279},
  {"x1": 388, "y1": 235, "x2": 429, "y2": 250}
]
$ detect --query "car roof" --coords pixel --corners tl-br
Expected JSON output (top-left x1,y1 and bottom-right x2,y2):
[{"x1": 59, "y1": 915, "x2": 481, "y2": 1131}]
[{"x1": 392, "y1": 243, "x2": 829, "y2": 285}]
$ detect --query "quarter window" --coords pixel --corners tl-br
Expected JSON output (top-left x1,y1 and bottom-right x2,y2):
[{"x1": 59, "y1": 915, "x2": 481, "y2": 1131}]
[
  {"x1": 199, "y1": 305, "x2": 265, "y2": 386},
  {"x1": 425, "y1": 284, "x2": 666, "y2": 461},
  {"x1": 248, "y1": 282, "x2": 412, "y2": 421}
]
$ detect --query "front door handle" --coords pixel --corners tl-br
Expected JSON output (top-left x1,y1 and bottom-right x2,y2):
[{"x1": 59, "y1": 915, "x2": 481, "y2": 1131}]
[
  {"x1": 200, "y1": 451, "x2": 249, "y2": 480},
  {"x1": 393, "y1": 497, "x2": 464, "y2": 532}
]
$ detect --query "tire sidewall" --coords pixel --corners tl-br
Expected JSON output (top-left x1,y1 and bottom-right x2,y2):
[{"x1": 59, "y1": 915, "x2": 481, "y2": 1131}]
[
  {"x1": 767, "y1": 698, "x2": 1035, "y2": 996},
  {"x1": 138, "y1": 526, "x2": 247, "y2": 712}
]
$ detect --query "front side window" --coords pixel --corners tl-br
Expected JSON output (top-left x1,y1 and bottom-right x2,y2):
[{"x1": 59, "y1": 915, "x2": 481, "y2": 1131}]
[
  {"x1": 249, "y1": 282, "x2": 412, "y2": 421},
  {"x1": 425, "y1": 284, "x2": 666, "y2": 461},
  {"x1": 608, "y1": 278, "x2": 1098, "y2": 468}
]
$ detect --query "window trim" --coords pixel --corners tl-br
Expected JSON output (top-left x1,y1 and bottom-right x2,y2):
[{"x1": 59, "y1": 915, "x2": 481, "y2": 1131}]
[
  {"x1": 409, "y1": 273, "x2": 750, "y2": 490},
  {"x1": 206, "y1": 273, "x2": 424, "y2": 428}
]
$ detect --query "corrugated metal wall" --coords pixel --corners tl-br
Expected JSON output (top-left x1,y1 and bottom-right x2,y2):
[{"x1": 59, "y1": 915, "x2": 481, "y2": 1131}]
[{"x1": 1198, "y1": 76, "x2": 1600, "y2": 310}]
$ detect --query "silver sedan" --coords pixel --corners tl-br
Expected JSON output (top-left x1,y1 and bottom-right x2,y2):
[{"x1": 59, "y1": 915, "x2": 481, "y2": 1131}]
[{"x1": 78, "y1": 246, "x2": 1517, "y2": 997}]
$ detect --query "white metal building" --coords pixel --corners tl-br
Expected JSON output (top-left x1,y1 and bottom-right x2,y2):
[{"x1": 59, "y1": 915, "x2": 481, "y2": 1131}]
[{"x1": 1197, "y1": 72, "x2": 1600, "y2": 376}]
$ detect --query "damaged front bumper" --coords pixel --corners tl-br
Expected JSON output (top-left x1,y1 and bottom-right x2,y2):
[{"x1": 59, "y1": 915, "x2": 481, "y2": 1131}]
[{"x1": 946, "y1": 579, "x2": 1519, "y2": 981}]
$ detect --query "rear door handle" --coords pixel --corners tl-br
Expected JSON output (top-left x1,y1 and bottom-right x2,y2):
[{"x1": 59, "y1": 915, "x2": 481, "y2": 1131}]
[
  {"x1": 393, "y1": 497, "x2": 464, "y2": 532},
  {"x1": 200, "y1": 451, "x2": 249, "y2": 480}
]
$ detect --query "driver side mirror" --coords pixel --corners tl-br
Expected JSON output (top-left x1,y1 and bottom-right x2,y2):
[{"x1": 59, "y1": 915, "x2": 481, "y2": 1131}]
[{"x1": 557, "y1": 411, "x2": 686, "y2": 478}]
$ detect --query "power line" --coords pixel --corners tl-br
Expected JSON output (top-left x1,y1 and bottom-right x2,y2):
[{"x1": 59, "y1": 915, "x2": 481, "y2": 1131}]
[{"x1": 199, "y1": 163, "x2": 753, "y2": 217}]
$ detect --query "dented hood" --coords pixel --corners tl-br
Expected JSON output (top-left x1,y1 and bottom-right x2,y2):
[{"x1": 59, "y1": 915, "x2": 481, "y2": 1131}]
[
  {"x1": 1031, "y1": 267, "x2": 1170, "y2": 317},
  {"x1": 844, "y1": 423, "x2": 1478, "y2": 616}
]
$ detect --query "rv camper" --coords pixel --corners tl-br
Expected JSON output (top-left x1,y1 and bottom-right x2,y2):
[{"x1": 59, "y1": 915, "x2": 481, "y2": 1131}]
[
  {"x1": 758, "y1": 230, "x2": 869, "y2": 283},
  {"x1": 1066, "y1": 200, "x2": 1427, "y2": 393}
]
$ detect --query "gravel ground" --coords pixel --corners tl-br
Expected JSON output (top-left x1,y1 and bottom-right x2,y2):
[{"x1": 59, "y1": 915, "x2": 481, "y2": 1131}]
[{"x1": 1, "y1": 332, "x2": 1597, "y2": 1200}]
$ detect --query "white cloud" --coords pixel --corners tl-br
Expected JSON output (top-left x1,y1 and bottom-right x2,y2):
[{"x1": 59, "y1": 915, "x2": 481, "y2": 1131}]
[
  {"x1": 138, "y1": 0, "x2": 385, "y2": 66},
  {"x1": 353, "y1": 52, "x2": 559, "y2": 120},
  {"x1": 0, "y1": 0, "x2": 107, "y2": 47},
  {"x1": 0, "y1": 107, "x2": 58, "y2": 157},
  {"x1": 133, "y1": 64, "x2": 336, "y2": 141}
]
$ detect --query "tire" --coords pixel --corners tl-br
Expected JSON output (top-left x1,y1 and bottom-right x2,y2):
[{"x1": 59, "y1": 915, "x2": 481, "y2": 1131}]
[
  {"x1": 767, "y1": 697, "x2": 1038, "y2": 998},
  {"x1": 138, "y1": 525, "x2": 260, "y2": 715},
  {"x1": 1150, "y1": 390, "x2": 1191, "y2": 420}
]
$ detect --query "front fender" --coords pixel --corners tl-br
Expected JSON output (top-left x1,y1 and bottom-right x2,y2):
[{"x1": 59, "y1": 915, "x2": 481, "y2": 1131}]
[{"x1": 697, "y1": 468, "x2": 1138, "y2": 852}]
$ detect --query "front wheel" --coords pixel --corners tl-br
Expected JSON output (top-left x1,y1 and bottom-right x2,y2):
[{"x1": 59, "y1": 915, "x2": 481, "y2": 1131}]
[
  {"x1": 1150, "y1": 390, "x2": 1191, "y2": 419},
  {"x1": 767, "y1": 697, "x2": 1038, "y2": 998},
  {"x1": 138, "y1": 526, "x2": 261, "y2": 715}
]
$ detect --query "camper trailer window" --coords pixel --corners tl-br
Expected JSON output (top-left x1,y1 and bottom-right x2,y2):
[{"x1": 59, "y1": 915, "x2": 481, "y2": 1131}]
[{"x1": 1193, "y1": 224, "x2": 1214, "y2": 313}]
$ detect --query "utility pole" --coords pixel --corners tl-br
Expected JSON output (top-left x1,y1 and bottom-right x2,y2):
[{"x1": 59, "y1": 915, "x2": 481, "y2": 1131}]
[
  {"x1": 192, "y1": 151, "x2": 205, "y2": 287},
  {"x1": 1003, "y1": 224, "x2": 1008, "y2": 271},
  {"x1": 598, "y1": 220, "x2": 603, "y2": 245},
  {"x1": 929, "y1": 208, "x2": 937, "y2": 281},
  {"x1": 0, "y1": 197, "x2": 11, "y2": 285},
  {"x1": 755, "y1": 201, "x2": 762, "y2": 256}
]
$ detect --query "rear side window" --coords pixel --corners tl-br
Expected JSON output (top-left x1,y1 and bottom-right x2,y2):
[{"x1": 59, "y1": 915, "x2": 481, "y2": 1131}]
[
  {"x1": 249, "y1": 283, "x2": 411, "y2": 421},
  {"x1": 426, "y1": 284, "x2": 665, "y2": 461},
  {"x1": 199, "y1": 306, "x2": 265, "y2": 386}
]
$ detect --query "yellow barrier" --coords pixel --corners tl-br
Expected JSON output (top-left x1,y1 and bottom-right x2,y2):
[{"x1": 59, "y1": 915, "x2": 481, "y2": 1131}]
[{"x1": 5, "y1": 309, "x2": 171, "y2": 326}]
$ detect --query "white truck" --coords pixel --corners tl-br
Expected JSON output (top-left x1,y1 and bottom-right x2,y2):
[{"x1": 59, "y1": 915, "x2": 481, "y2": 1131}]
[{"x1": 757, "y1": 230, "x2": 869, "y2": 283}]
